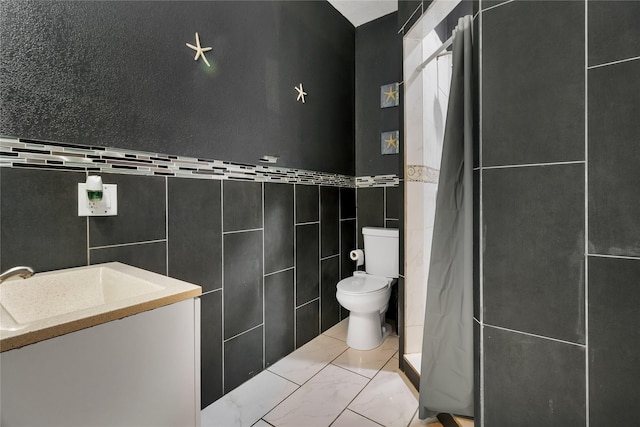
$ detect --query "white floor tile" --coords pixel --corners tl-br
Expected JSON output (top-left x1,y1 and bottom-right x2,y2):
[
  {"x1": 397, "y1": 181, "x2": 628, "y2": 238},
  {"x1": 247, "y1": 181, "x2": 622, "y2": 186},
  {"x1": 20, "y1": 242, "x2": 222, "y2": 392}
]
[
  {"x1": 348, "y1": 358, "x2": 418, "y2": 427},
  {"x1": 264, "y1": 364, "x2": 369, "y2": 427},
  {"x1": 201, "y1": 370, "x2": 298, "y2": 427},
  {"x1": 332, "y1": 335, "x2": 398, "y2": 378},
  {"x1": 331, "y1": 409, "x2": 382, "y2": 427},
  {"x1": 252, "y1": 421, "x2": 273, "y2": 427},
  {"x1": 268, "y1": 334, "x2": 348, "y2": 385},
  {"x1": 322, "y1": 318, "x2": 349, "y2": 341}
]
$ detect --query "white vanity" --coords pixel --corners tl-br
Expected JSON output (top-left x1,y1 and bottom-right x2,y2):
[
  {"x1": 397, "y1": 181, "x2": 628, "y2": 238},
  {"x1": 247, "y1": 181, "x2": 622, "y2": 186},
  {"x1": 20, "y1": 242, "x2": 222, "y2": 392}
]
[{"x1": 0, "y1": 262, "x2": 202, "y2": 426}]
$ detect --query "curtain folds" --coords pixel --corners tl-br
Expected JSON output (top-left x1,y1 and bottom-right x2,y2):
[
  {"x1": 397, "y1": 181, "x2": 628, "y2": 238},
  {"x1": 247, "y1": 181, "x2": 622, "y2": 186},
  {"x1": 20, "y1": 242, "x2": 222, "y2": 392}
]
[{"x1": 418, "y1": 15, "x2": 475, "y2": 420}]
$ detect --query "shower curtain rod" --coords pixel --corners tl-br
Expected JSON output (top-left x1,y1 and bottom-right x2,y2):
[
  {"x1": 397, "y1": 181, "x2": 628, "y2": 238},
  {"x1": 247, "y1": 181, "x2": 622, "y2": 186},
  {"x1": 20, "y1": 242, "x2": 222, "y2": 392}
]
[{"x1": 416, "y1": 33, "x2": 454, "y2": 73}]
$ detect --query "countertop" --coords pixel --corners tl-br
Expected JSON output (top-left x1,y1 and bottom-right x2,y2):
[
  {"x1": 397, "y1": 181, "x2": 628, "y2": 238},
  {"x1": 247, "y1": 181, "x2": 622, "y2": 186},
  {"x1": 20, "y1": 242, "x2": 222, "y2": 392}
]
[{"x1": 0, "y1": 262, "x2": 201, "y2": 352}]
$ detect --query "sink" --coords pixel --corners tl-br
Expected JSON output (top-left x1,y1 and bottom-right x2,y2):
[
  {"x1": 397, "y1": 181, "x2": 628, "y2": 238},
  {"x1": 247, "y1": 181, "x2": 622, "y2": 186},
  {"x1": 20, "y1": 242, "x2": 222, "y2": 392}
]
[
  {"x1": 1, "y1": 266, "x2": 162, "y2": 324},
  {"x1": 0, "y1": 262, "x2": 201, "y2": 351}
]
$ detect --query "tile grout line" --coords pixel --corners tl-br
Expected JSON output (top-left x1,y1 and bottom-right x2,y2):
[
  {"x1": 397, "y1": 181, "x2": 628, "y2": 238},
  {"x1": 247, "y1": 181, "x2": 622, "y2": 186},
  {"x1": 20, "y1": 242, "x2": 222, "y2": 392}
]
[
  {"x1": 479, "y1": 4, "x2": 485, "y2": 426},
  {"x1": 89, "y1": 238, "x2": 167, "y2": 250},
  {"x1": 482, "y1": 160, "x2": 585, "y2": 170},
  {"x1": 296, "y1": 297, "x2": 320, "y2": 310},
  {"x1": 588, "y1": 253, "x2": 640, "y2": 261},
  {"x1": 584, "y1": 2, "x2": 590, "y2": 425},
  {"x1": 318, "y1": 185, "x2": 322, "y2": 338},
  {"x1": 293, "y1": 184, "x2": 298, "y2": 349},
  {"x1": 264, "y1": 266, "x2": 295, "y2": 277},
  {"x1": 587, "y1": 55, "x2": 640, "y2": 70},
  {"x1": 262, "y1": 181, "x2": 266, "y2": 371},
  {"x1": 85, "y1": 170, "x2": 90, "y2": 266},
  {"x1": 485, "y1": 323, "x2": 586, "y2": 348},
  {"x1": 221, "y1": 180, "x2": 225, "y2": 393},
  {"x1": 223, "y1": 322, "x2": 264, "y2": 343},
  {"x1": 165, "y1": 177, "x2": 169, "y2": 277},
  {"x1": 222, "y1": 227, "x2": 264, "y2": 235}
]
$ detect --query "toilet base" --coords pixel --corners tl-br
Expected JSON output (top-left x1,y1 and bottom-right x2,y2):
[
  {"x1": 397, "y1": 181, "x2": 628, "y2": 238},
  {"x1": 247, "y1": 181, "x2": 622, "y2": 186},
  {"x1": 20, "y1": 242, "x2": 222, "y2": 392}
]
[{"x1": 346, "y1": 311, "x2": 392, "y2": 351}]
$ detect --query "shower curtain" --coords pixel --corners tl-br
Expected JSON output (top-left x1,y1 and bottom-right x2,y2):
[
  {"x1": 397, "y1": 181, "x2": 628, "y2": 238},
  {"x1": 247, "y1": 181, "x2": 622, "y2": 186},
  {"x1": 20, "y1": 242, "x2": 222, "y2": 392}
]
[{"x1": 419, "y1": 15, "x2": 474, "y2": 420}]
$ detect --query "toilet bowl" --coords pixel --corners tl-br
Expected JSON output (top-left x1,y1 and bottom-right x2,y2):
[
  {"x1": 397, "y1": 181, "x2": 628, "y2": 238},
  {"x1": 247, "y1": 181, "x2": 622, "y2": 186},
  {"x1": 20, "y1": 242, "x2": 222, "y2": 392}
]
[
  {"x1": 336, "y1": 271, "x2": 393, "y2": 350},
  {"x1": 337, "y1": 227, "x2": 398, "y2": 351}
]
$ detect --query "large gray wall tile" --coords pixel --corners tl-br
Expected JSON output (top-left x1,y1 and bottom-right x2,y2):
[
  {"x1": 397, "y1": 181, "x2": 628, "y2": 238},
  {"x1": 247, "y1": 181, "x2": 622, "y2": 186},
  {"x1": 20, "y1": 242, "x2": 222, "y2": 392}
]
[
  {"x1": 223, "y1": 180, "x2": 262, "y2": 232},
  {"x1": 588, "y1": 0, "x2": 640, "y2": 66},
  {"x1": 588, "y1": 60, "x2": 640, "y2": 257},
  {"x1": 482, "y1": 0, "x2": 584, "y2": 166},
  {"x1": 168, "y1": 178, "x2": 222, "y2": 292},
  {"x1": 89, "y1": 173, "x2": 166, "y2": 247},
  {"x1": 295, "y1": 223, "x2": 319, "y2": 306},
  {"x1": 0, "y1": 168, "x2": 86, "y2": 272},
  {"x1": 483, "y1": 164, "x2": 585, "y2": 343},
  {"x1": 224, "y1": 326, "x2": 263, "y2": 393},
  {"x1": 484, "y1": 327, "x2": 586, "y2": 426},
  {"x1": 265, "y1": 269, "x2": 295, "y2": 367},
  {"x1": 588, "y1": 256, "x2": 640, "y2": 425},
  {"x1": 320, "y1": 186, "x2": 339, "y2": 258},
  {"x1": 264, "y1": 183, "x2": 294, "y2": 274},
  {"x1": 201, "y1": 291, "x2": 223, "y2": 407},
  {"x1": 223, "y1": 230, "x2": 263, "y2": 339}
]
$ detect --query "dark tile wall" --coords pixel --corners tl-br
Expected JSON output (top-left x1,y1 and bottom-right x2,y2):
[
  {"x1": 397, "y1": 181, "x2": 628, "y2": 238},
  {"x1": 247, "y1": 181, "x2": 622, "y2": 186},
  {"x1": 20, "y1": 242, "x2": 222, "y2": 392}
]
[
  {"x1": 88, "y1": 173, "x2": 166, "y2": 247},
  {"x1": 585, "y1": 3, "x2": 640, "y2": 423},
  {"x1": 90, "y1": 241, "x2": 166, "y2": 275},
  {"x1": 265, "y1": 269, "x2": 294, "y2": 367},
  {"x1": 0, "y1": 169, "x2": 359, "y2": 409},
  {"x1": 482, "y1": 0, "x2": 585, "y2": 167},
  {"x1": 356, "y1": 187, "x2": 385, "y2": 247},
  {"x1": 200, "y1": 291, "x2": 223, "y2": 404},
  {"x1": 168, "y1": 178, "x2": 222, "y2": 293},
  {"x1": 0, "y1": 168, "x2": 86, "y2": 272},
  {"x1": 483, "y1": 327, "x2": 586, "y2": 426},
  {"x1": 223, "y1": 230, "x2": 263, "y2": 339},
  {"x1": 295, "y1": 223, "x2": 319, "y2": 306},
  {"x1": 588, "y1": 59, "x2": 640, "y2": 257},
  {"x1": 588, "y1": 257, "x2": 640, "y2": 425},
  {"x1": 483, "y1": 164, "x2": 585, "y2": 344},
  {"x1": 264, "y1": 183, "x2": 294, "y2": 274},
  {"x1": 479, "y1": 1, "x2": 640, "y2": 425}
]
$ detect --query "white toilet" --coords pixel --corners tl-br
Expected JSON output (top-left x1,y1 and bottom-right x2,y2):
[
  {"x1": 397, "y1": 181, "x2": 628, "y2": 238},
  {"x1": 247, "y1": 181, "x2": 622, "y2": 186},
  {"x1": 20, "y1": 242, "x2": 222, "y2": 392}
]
[{"x1": 336, "y1": 227, "x2": 399, "y2": 350}]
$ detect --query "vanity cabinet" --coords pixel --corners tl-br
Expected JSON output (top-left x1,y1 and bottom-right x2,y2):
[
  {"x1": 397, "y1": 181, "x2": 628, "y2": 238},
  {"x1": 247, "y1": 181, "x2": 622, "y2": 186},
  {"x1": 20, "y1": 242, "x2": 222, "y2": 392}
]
[{"x1": 0, "y1": 298, "x2": 201, "y2": 426}]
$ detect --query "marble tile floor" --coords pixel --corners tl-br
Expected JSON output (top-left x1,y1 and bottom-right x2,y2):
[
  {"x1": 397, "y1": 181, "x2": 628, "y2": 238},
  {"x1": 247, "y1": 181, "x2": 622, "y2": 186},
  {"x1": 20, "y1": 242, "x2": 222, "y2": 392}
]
[{"x1": 202, "y1": 318, "x2": 473, "y2": 427}]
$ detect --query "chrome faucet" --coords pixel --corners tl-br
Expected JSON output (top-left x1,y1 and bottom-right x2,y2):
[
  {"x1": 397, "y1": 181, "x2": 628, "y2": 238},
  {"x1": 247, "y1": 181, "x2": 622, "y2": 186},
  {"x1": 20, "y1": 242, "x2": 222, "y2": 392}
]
[{"x1": 0, "y1": 266, "x2": 35, "y2": 284}]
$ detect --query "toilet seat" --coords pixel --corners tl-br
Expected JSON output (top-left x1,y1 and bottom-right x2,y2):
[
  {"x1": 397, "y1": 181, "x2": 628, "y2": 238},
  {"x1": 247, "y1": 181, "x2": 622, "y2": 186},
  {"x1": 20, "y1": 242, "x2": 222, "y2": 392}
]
[{"x1": 337, "y1": 273, "x2": 390, "y2": 295}]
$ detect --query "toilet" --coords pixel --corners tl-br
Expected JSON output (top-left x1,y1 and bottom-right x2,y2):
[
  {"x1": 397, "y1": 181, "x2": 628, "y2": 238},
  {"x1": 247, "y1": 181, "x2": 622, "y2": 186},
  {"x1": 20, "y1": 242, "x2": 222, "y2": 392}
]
[{"x1": 336, "y1": 227, "x2": 398, "y2": 350}]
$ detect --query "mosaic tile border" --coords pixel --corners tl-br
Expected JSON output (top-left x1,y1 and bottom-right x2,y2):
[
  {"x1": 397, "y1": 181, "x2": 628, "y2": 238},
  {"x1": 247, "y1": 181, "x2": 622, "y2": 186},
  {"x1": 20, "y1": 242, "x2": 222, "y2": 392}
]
[
  {"x1": 406, "y1": 164, "x2": 439, "y2": 183},
  {"x1": 0, "y1": 137, "x2": 399, "y2": 188},
  {"x1": 355, "y1": 174, "x2": 400, "y2": 188}
]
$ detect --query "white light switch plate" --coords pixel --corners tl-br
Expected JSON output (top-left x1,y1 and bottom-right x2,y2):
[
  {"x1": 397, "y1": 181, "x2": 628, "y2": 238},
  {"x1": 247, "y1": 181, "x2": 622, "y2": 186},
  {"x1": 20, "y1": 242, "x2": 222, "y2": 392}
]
[{"x1": 78, "y1": 183, "x2": 118, "y2": 216}]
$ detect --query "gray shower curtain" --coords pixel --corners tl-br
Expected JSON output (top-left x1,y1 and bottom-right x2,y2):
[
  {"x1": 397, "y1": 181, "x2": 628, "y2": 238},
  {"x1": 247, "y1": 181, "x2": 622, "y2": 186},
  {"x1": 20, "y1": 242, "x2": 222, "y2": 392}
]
[{"x1": 419, "y1": 15, "x2": 474, "y2": 420}]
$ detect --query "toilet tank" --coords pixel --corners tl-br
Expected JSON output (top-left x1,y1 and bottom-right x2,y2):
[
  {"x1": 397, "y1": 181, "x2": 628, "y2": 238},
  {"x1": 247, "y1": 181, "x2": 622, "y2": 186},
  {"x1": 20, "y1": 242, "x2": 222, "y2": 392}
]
[{"x1": 363, "y1": 227, "x2": 399, "y2": 278}]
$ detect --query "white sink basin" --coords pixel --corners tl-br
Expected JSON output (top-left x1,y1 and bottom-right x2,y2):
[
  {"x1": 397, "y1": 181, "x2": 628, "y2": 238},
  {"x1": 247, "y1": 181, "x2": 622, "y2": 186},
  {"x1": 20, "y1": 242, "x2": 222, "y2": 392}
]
[
  {"x1": 1, "y1": 266, "x2": 162, "y2": 324},
  {"x1": 0, "y1": 262, "x2": 201, "y2": 351}
]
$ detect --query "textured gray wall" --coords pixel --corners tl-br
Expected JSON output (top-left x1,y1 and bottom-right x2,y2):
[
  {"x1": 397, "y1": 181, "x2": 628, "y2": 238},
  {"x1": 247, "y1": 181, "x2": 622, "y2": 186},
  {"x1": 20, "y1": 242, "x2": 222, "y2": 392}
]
[
  {"x1": 0, "y1": 1, "x2": 355, "y2": 175},
  {"x1": 355, "y1": 13, "x2": 401, "y2": 176}
]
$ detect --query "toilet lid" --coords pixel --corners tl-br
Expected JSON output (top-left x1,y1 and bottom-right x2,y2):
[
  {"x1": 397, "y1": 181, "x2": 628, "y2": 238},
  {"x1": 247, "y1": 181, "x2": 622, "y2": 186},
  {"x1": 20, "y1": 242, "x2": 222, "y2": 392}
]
[{"x1": 337, "y1": 274, "x2": 390, "y2": 294}]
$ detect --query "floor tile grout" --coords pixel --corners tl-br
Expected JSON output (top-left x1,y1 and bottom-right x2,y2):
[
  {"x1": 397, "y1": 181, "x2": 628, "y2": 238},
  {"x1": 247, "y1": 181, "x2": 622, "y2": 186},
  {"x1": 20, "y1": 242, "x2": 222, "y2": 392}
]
[{"x1": 204, "y1": 319, "x2": 416, "y2": 427}]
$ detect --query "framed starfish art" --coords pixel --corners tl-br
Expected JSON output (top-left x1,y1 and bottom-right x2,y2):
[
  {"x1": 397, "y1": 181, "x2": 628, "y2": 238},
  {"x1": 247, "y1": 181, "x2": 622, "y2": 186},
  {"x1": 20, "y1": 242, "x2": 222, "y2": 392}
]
[
  {"x1": 380, "y1": 83, "x2": 399, "y2": 108},
  {"x1": 381, "y1": 130, "x2": 399, "y2": 155}
]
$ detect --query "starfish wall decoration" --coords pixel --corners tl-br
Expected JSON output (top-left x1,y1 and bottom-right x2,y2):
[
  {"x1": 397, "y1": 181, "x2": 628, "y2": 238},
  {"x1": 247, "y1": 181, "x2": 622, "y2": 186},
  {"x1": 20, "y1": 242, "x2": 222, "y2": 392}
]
[
  {"x1": 186, "y1": 32, "x2": 213, "y2": 67},
  {"x1": 381, "y1": 131, "x2": 399, "y2": 155},
  {"x1": 295, "y1": 83, "x2": 307, "y2": 103},
  {"x1": 380, "y1": 83, "x2": 400, "y2": 108}
]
